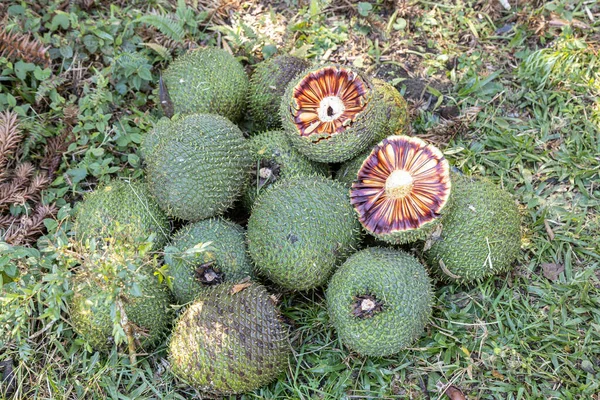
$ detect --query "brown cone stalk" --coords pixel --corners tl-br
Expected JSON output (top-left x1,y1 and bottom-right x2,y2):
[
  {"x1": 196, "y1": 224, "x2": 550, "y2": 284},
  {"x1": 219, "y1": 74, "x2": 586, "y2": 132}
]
[
  {"x1": 350, "y1": 135, "x2": 450, "y2": 235},
  {"x1": 290, "y1": 66, "x2": 369, "y2": 138}
]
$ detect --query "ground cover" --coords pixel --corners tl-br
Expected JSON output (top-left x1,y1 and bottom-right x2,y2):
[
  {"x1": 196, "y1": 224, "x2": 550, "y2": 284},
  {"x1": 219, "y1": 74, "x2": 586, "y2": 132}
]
[{"x1": 0, "y1": 0, "x2": 599, "y2": 398}]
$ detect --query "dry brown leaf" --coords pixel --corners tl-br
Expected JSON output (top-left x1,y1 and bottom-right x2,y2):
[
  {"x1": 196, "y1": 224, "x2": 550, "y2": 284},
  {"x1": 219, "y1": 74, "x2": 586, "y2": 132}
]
[
  {"x1": 544, "y1": 219, "x2": 555, "y2": 241},
  {"x1": 491, "y1": 370, "x2": 505, "y2": 380},
  {"x1": 423, "y1": 223, "x2": 443, "y2": 252},
  {"x1": 231, "y1": 281, "x2": 252, "y2": 294},
  {"x1": 444, "y1": 385, "x2": 466, "y2": 400},
  {"x1": 0, "y1": 28, "x2": 51, "y2": 68},
  {"x1": 541, "y1": 263, "x2": 564, "y2": 281},
  {"x1": 548, "y1": 13, "x2": 591, "y2": 30}
]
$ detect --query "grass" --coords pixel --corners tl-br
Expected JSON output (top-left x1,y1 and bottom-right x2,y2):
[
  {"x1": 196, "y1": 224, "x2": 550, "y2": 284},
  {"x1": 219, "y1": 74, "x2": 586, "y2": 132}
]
[{"x1": 1, "y1": 0, "x2": 599, "y2": 398}]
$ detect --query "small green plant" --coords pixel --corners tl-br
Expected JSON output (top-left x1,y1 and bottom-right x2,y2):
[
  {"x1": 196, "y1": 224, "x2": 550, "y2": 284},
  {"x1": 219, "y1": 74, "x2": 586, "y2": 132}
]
[
  {"x1": 163, "y1": 240, "x2": 214, "y2": 290},
  {"x1": 519, "y1": 33, "x2": 600, "y2": 95},
  {"x1": 0, "y1": 0, "x2": 599, "y2": 398},
  {"x1": 287, "y1": 0, "x2": 349, "y2": 59}
]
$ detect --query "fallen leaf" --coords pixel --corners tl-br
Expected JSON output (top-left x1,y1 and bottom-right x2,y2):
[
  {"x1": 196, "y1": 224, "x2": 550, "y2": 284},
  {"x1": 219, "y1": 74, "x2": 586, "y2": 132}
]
[
  {"x1": 231, "y1": 277, "x2": 252, "y2": 294},
  {"x1": 495, "y1": 23, "x2": 514, "y2": 35},
  {"x1": 571, "y1": 18, "x2": 591, "y2": 30},
  {"x1": 444, "y1": 385, "x2": 466, "y2": 400},
  {"x1": 466, "y1": 364, "x2": 473, "y2": 380},
  {"x1": 460, "y1": 346, "x2": 471, "y2": 357},
  {"x1": 423, "y1": 223, "x2": 443, "y2": 251},
  {"x1": 581, "y1": 359, "x2": 595, "y2": 374},
  {"x1": 544, "y1": 219, "x2": 555, "y2": 241},
  {"x1": 491, "y1": 370, "x2": 505, "y2": 380},
  {"x1": 221, "y1": 39, "x2": 232, "y2": 54},
  {"x1": 158, "y1": 74, "x2": 173, "y2": 118},
  {"x1": 439, "y1": 259, "x2": 462, "y2": 280},
  {"x1": 541, "y1": 263, "x2": 564, "y2": 281},
  {"x1": 548, "y1": 13, "x2": 591, "y2": 30}
]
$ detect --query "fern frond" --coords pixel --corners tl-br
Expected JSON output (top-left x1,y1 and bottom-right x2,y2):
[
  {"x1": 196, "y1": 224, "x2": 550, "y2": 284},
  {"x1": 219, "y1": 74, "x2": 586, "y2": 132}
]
[
  {"x1": 140, "y1": 42, "x2": 172, "y2": 60},
  {"x1": 138, "y1": 14, "x2": 185, "y2": 43},
  {"x1": 115, "y1": 51, "x2": 149, "y2": 69}
]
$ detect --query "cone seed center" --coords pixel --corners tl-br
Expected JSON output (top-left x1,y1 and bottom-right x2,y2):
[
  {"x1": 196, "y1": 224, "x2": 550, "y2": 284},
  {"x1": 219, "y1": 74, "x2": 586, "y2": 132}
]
[
  {"x1": 317, "y1": 96, "x2": 345, "y2": 122},
  {"x1": 203, "y1": 269, "x2": 219, "y2": 282},
  {"x1": 352, "y1": 294, "x2": 384, "y2": 318},
  {"x1": 259, "y1": 167, "x2": 273, "y2": 180},
  {"x1": 360, "y1": 298, "x2": 376, "y2": 312},
  {"x1": 385, "y1": 169, "x2": 414, "y2": 199}
]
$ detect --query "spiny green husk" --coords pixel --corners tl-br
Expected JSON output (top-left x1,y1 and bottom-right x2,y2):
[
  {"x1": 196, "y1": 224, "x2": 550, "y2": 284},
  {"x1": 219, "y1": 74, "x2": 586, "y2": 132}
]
[
  {"x1": 376, "y1": 220, "x2": 442, "y2": 244},
  {"x1": 167, "y1": 217, "x2": 253, "y2": 304},
  {"x1": 161, "y1": 47, "x2": 248, "y2": 121},
  {"x1": 326, "y1": 247, "x2": 433, "y2": 357},
  {"x1": 425, "y1": 174, "x2": 521, "y2": 283},
  {"x1": 248, "y1": 55, "x2": 310, "y2": 133},
  {"x1": 168, "y1": 283, "x2": 290, "y2": 395},
  {"x1": 70, "y1": 268, "x2": 172, "y2": 352},
  {"x1": 372, "y1": 78, "x2": 410, "y2": 141},
  {"x1": 279, "y1": 64, "x2": 387, "y2": 163},
  {"x1": 243, "y1": 130, "x2": 329, "y2": 210},
  {"x1": 335, "y1": 149, "x2": 371, "y2": 187},
  {"x1": 143, "y1": 113, "x2": 252, "y2": 221},
  {"x1": 140, "y1": 117, "x2": 170, "y2": 161},
  {"x1": 247, "y1": 175, "x2": 362, "y2": 290},
  {"x1": 73, "y1": 179, "x2": 169, "y2": 250}
]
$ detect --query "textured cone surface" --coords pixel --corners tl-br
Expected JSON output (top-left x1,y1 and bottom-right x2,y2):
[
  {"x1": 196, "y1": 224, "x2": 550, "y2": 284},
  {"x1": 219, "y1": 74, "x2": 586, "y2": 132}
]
[
  {"x1": 70, "y1": 268, "x2": 172, "y2": 352},
  {"x1": 372, "y1": 78, "x2": 410, "y2": 141},
  {"x1": 73, "y1": 179, "x2": 169, "y2": 250},
  {"x1": 140, "y1": 117, "x2": 171, "y2": 161},
  {"x1": 336, "y1": 79, "x2": 411, "y2": 188},
  {"x1": 326, "y1": 247, "x2": 432, "y2": 357},
  {"x1": 243, "y1": 130, "x2": 329, "y2": 210},
  {"x1": 248, "y1": 55, "x2": 310, "y2": 133},
  {"x1": 247, "y1": 175, "x2": 362, "y2": 290},
  {"x1": 335, "y1": 148, "x2": 371, "y2": 188},
  {"x1": 425, "y1": 174, "x2": 521, "y2": 283},
  {"x1": 144, "y1": 114, "x2": 252, "y2": 221},
  {"x1": 351, "y1": 135, "x2": 451, "y2": 244},
  {"x1": 280, "y1": 64, "x2": 386, "y2": 163},
  {"x1": 167, "y1": 217, "x2": 253, "y2": 304},
  {"x1": 169, "y1": 283, "x2": 290, "y2": 395},
  {"x1": 162, "y1": 47, "x2": 248, "y2": 121}
]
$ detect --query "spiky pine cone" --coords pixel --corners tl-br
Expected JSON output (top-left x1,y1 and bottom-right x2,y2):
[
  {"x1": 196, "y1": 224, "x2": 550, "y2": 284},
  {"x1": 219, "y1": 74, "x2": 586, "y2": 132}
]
[{"x1": 280, "y1": 64, "x2": 387, "y2": 163}]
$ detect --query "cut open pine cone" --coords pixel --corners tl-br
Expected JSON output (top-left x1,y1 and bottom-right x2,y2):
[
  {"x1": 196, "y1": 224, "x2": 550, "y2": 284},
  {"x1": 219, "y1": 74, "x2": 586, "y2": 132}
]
[
  {"x1": 350, "y1": 135, "x2": 451, "y2": 245},
  {"x1": 291, "y1": 66, "x2": 369, "y2": 137},
  {"x1": 281, "y1": 64, "x2": 386, "y2": 163}
]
